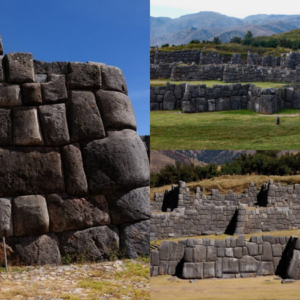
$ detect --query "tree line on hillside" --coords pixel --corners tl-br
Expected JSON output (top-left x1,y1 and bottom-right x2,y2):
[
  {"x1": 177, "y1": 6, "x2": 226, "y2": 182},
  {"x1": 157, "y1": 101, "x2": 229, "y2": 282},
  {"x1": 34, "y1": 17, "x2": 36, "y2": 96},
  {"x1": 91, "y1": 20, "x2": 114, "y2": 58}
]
[
  {"x1": 151, "y1": 151, "x2": 300, "y2": 187},
  {"x1": 229, "y1": 31, "x2": 300, "y2": 50}
]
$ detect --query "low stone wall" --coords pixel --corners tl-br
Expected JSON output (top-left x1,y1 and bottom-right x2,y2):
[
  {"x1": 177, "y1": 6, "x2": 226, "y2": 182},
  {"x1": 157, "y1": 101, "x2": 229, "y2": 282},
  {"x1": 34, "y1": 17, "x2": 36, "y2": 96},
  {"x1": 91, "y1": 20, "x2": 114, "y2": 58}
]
[
  {"x1": 154, "y1": 50, "x2": 201, "y2": 64},
  {"x1": 171, "y1": 65, "x2": 224, "y2": 81},
  {"x1": 150, "y1": 64, "x2": 173, "y2": 79},
  {"x1": 281, "y1": 52, "x2": 300, "y2": 69},
  {"x1": 151, "y1": 180, "x2": 300, "y2": 240},
  {"x1": 150, "y1": 235, "x2": 300, "y2": 280}
]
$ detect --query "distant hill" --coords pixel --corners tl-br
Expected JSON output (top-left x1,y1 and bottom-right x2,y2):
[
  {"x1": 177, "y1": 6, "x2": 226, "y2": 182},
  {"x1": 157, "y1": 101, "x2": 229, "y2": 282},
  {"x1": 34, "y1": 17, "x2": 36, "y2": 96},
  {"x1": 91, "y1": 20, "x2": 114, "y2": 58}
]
[
  {"x1": 150, "y1": 150, "x2": 206, "y2": 173},
  {"x1": 151, "y1": 11, "x2": 300, "y2": 46}
]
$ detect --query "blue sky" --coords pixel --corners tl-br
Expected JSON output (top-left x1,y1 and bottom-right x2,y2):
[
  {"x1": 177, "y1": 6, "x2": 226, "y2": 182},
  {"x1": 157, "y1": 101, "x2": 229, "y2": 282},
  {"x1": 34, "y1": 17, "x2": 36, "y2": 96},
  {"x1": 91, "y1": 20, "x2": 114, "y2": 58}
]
[{"x1": 0, "y1": 0, "x2": 149, "y2": 135}]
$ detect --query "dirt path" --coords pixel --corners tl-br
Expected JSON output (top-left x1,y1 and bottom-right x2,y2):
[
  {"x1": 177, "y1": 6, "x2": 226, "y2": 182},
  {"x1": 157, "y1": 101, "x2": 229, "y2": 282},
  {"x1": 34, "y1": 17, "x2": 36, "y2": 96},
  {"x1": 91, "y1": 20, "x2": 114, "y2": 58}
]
[{"x1": 0, "y1": 259, "x2": 150, "y2": 300}]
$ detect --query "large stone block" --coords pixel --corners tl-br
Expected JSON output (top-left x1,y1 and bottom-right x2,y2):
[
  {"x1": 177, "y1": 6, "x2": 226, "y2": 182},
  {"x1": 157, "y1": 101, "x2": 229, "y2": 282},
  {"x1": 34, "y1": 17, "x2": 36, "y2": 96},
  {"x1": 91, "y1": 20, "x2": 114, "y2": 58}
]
[
  {"x1": 169, "y1": 242, "x2": 185, "y2": 261},
  {"x1": 0, "y1": 109, "x2": 11, "y2": 145},
  {"x1": 83, "y1": 130, "x2": 149, "y2": 194},
  {"x1": 208, "y1": 99, "x2": 215, "y2": 111},
  {"x1": 262, "y1": 242, "x2": 273, "y2": 261},
  {"x1": 293, "y1": 89, "x2": 300, "y2": 109},
  {"x1": 101, "y1": 65, "x2": 127, "y2": 94},
  {"x1": 247, "y1": 242, "x2": 259, "y2": 256},
  {"x1": 13, "y1": 107, "x2": 43, "y2": 145},
  {"x1": 0, "y1": 84, "x2": 21, "y2": 107},
  {"x1": 59, "y1": 225, "x2": 119, "y2": 261},
  {"x1": 163, "y1": 91, "x2": 176, "y2": 110},
  {"x1": 151, "y1": 250, "x2": 160, "y2": 266},
  {"x1": 8, "y1": 233, "x2": 61, "y2": 265},
  {"x1": 230, "y1": 96, "x2": 241, "y2": 110},
  {"x1": 159, "y1": 241, "x2": 170, "y2": 261},
  {"x1": 239, "y1": 255, "x2": 261, "y2": 273},
  {"x1": 95, "y1": 90, "x2": 136, "y2": 131},
  {"x1": 39, "y1": 104, "x2": 70, "y2": 146},
  {"x1": 106, "y1": 187, "x2": 150, "y2": 225},
  {"x1": 195, "y1": 98, "x2": 207, "y2": 112},
  {"x1": 120, "y1": 220, "x2": 149, "y2": 258},
  {"x1": 0, "y1": 198, "x2": 13, "y2": 237},
  {"x1": 222, "y1": 257, "x2": 239, "y2": 274},
  {"x1": 4, "y1": 53, "x2": 35, "y2": 83},
  {"x1": 23, "y1": 83, "x2": 42, "y2": 105},
  {"x1": 286, "y1": 249, "x2": 300, "y2": 279},
  {"x1": 33, "y1": 60, "x2": 52, "y2": 74},
  {"x1": 203, "y1": 262, "x2": 215, "y2": 278},
  {"x1": 182, "y1": 262, "x2": 203, "y2": 279},
  {"x1": 0, "y1": 147, "x2": 65, "y2": 197},
  {"x1": 257, "y1": 261, "x2": 275, "y2": 276},
  {"x1": 61, "y1": 143, "x2": 88, "y2": 195},
  {"x1": 0, "y1": 56, "x2": 4, "y2": 82},
  {"x1": 216, "y1": 98, "x2": 230, "y2": 111},
  {"x1": 47, "y1": 194, "x2": 110, "y2": 232},
  {"x1": 13, "y1": 195, "x2": 49, "y2": 236},
  {"x1": 67, "y1": 91, "x2": 105, "y2": 142},
  {"x1": 68, "y1": 62, "x2": 101, "y2": 89},
  {"x1": 41, "y1": 75, "x2": 68, "y2": 103}
]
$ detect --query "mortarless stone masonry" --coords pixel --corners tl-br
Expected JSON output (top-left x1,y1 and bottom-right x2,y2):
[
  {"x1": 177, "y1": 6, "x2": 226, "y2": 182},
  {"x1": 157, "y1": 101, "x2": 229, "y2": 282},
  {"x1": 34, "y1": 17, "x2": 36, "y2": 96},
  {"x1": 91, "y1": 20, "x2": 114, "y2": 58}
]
[{"x1": 0, "y1": 32, "x2": 150, "y2": 265}]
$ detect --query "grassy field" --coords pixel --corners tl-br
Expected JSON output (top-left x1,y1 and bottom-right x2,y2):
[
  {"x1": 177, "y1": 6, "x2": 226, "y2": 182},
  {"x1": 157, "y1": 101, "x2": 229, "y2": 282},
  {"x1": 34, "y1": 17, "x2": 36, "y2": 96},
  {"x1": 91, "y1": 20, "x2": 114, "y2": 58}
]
[
  {"x1": 150, "y1": 79, "x2": 287, "y2": 89},
  {"x1": 150, "y1": 109, "x2": 300, "y2": 150},
  {"x1": 151, "y1": 275, "x2": 300, "y2": 300},
  {"x1": 150, "y1": 174, "x2": 300, "y2": 201}
]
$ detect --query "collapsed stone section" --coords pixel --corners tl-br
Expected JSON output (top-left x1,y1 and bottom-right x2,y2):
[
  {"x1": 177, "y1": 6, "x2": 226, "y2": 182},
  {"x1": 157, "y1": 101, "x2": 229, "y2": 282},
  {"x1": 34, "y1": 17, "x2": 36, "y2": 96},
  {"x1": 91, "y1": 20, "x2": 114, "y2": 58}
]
[
  {"x1": 150, "y1": 235, "x2": 300, "y2": 280},
  {"x1": 0, "y1": 41, "x2": 150, "y2": 265}
]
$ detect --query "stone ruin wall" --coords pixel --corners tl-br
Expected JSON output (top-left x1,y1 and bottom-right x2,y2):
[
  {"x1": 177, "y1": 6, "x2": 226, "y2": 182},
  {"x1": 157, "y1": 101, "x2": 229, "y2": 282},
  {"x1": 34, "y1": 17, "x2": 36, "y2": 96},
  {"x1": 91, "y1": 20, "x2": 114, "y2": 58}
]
[
  {"x1": 150, "y1": 235, "x2": 300, "y2": 280},
  {"x1": 150, "y1": 180, "x2": 300, "y2": 241},
  {"x1": 0, "y1": 34, "x2": 150, "y2": 266},
  {"x1": 150, "y1": 82, "x2": 300, "y2": 114}
]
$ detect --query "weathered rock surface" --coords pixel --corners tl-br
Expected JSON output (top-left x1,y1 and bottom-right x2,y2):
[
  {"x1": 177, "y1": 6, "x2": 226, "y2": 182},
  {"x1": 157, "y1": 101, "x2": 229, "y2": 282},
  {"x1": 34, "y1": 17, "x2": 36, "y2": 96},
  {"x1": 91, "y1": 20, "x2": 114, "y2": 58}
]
[
  {"x1": 47, "y1": 194, "x2": 110, "y2": 232},
  {"x1": 67, "y1": 90, "x2": 105, "y2": 142},
  {"x1": 96, "y1": 89, "x2": 136, "y2": 130},
  {"x1": 41, "y1": 74, "x2": 67, "y2": 103},
  {"x1": 101, "y1": 65, "x2": 127, "y2": 94},
  {"x1": 106, "y1": 187, "x2": 150, "y2": 224},
  {"x1": 23, "y1": 82, "x2": 42, "y2": 105},
  {"x1": 0, "y1": 147, "x2": 65, "y2": 196},
  {"x1": 5, "y1": 53, "x2": 35, "y2": 83},
  {"x1": 13, "y1": 195, "x2": 49, "y2": 236},
  {"x1": 0, "y1": 84, "x2": 21, "y2": 107},
  {"x1": 0, "y1": 197, "x2": 13, "y2": 237},
  {"x1": 83, "y1": 130, "x2": 149, "y2": 194},
  {"x1": 0, "y1": 108, "x2": 12, "y2": 145},
  {"x1": 120, "y1": 220, "x2": 150, "y2": 258},
  {"x1": 39, "y1": 103, "x2": 70, "y2": 146}
]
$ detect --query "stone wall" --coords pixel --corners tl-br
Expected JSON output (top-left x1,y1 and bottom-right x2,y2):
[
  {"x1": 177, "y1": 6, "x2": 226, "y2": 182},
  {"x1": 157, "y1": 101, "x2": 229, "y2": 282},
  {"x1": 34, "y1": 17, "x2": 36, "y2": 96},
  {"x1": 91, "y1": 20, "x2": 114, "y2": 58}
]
[
  {"x1": 154, "y1": 50, "x2": 201, "y2": 64},
  {"x1": 171, "y1": 65, "x2": 224, "y2": 81},
  {"x1": 0, "y1": 36, "x2": 150, "y2": 265},
  {"x1": 247, "y1": 52, "x2": 259, "y2": 67},
  {"x1": 261, "y1": 55, "x2": 280, "y2": 68},
  {"x1": 280, "y1": 52, "x2": 300, "y2": 69},
  {"x1": 151, "y1": 180, "x2": 300, "y2": 240},
  {"x1": 150, "y1": 235, "x2": 300, "y2": 280},
  {"x1": 150, "y1": 64, "x2": 173, "y2": 79}
]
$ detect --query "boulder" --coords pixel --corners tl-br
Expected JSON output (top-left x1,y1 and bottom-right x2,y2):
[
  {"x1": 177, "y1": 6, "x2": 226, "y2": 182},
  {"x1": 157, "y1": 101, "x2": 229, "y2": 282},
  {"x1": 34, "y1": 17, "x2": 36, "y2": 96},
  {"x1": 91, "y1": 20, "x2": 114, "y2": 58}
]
[
  {"x1": 59, "y1": 225, "x2": 119, "y2": 261},
  {"x1": 4, "y1": 53, "x2": 35, "y2": 83},
  {"x1": 0, "y1": 198, "x2": 13, "y2": 237},
  {"x1": 120, "y1": 220, "x2": 149, "y2": 258},
  {"x1": 101, "y1": 65, "x2": 128, "y2": 94},
  {"x1": 163, "y1": 91, "x2": 176, "y2": 110},
  {"x1": 8, "y1": 233, "x2": 61, "y2": 265},
  {"x1": 61, "y1": 143, "x2": 88, "y2": 196},
  {"x1": 13, "y1": 195, "x2": 49, "y2": 236},
  {"x1": 0, "y1": 108, "x2": 12, "y2": 145},
  {"x1": 39, "y1": 104, "x2": 70, "y2": 146},
  {"x1": 47, "y1": 194, "x2": 110, "y2": 232},
  {"x1": 41, "y1": 75, "x2": 68, "y2": 103},
  {"x1": 67, "y1": 62, "x2": 101, "y2": 89},
  {"x1": 106, "y1": 187, "x2": 150, "y2": 225},
  {"x1": 0, "y1": 147, "x2": 65, "y2": 197},
  {"x1": 67, "y1": 91, "x2": 105, "y2": 142},
  {"x1": 0, "y1": 84, "x2": 21, "y2": 107},
  {"x1": 13, "y1": 107, "x2": 44, "y2": 145},
  {"x1": 83, "y1": 130, "x2": 149, "y2": 194},
  {"x1": 95, "y1": 89, "x2": 136, "y2": 131},
  {"x1": 23, "y1": 83, "x2": 42, "y2": 105}
]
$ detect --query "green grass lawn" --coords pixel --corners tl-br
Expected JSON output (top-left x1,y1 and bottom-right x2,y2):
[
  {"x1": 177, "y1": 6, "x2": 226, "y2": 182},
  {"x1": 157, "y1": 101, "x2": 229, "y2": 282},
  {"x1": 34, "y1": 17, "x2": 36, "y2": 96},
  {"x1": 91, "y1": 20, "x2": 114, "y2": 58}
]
[
  {"x1": 150, "y1": 109, "x2": 300, "y2": 150},
  {"x1": 150, "y1": 79, "x2": 287, "y2": 89}
]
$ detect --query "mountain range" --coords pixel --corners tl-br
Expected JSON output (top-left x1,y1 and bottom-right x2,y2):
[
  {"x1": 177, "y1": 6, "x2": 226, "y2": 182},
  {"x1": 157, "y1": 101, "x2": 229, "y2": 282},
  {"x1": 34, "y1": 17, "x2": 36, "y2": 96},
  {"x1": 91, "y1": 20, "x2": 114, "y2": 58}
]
[{"x1": 151, "y1": 12, "x2": 300, "y2": 46}]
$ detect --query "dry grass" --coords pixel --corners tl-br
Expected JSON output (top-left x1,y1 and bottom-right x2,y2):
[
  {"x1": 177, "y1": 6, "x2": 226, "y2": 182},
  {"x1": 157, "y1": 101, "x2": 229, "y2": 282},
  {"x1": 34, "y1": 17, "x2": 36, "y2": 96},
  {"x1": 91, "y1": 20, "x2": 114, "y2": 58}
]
[
  {"x1": 151, "y1": 229, "x2": 300, "y2": 246},
  {"x1": 151, "y1": 275, "x2": 300, "y2": 300},
  {"x1": 150, "y1": 174, "x2": 300, "y2": 201}
]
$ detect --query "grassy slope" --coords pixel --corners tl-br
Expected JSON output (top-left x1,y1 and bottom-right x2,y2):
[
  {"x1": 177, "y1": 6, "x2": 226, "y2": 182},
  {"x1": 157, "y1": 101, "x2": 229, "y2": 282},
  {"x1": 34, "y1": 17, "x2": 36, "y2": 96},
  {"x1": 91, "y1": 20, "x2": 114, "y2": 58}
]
[
  {"x1": 150, "y1": 109, "x2": 300, "y2": 150},
  {"x1": 150, "y1": 79, "x2": 287, "y2": 89},
  {"x1": 150, "y1": 174, "x2": 300, "y2": 201},
  {"x1": 151, "y1": 276, "x2": 300, "y2": 300}
]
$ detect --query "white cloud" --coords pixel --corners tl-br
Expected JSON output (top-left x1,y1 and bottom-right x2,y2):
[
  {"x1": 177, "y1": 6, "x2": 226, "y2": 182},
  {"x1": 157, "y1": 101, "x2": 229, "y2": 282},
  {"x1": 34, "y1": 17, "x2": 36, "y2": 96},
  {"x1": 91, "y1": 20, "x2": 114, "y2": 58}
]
[{"x1": 151, "y1": 0, "x2": 299, "y2": 19}]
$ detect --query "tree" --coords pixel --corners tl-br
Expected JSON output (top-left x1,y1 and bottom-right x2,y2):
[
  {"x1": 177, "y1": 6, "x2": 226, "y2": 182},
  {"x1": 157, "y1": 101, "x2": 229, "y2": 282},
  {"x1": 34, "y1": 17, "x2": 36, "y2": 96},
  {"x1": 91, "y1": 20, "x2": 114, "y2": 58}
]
[
  {"x1": 244, "y1": 31, "x2": 253, "y2": 39},
  {"x1": 190, "y1": 39, "x2": 200, "y2": 44},
  {"x1": 230, "y1": 36, "x2": 241, "y2": 44},
  {"x1": 213, "y1": 36, "x2": 221, "y2": 44}
]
